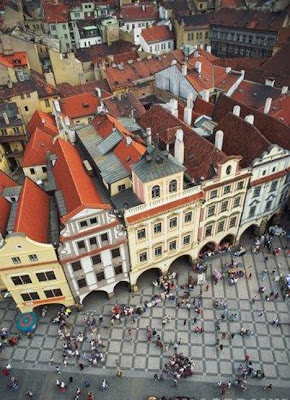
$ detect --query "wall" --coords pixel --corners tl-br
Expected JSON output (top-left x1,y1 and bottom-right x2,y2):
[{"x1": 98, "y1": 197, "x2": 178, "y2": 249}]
[
  {"x1": 110, "y1": 177, "x2": 132, "y2": 197},
  {"x1": 23, "y1": 165, "x2": 47, "y2": 182},
  {"x1": 49, "y1": 49, "x2": 85, "y2": 86},
  {"x1": 0, "y1": 145, "x2": 11, "y2": 174},
  {"x1": 9, "y1": 35, "x2": 43, "y2": 74},
  {"x1": 140, "y1": 37, "x2": 174, "y2": 55},
  {"x1": 10, "y1": 91, "x2": 40, "y2": 125}
]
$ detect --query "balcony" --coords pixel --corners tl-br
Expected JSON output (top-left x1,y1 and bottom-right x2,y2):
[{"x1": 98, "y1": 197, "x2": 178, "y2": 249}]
[
  {"x1": 5, "y1": 149, "x2": 24, "y2": 158},
  {"x1": 0, "y1": 134, "x2": 26, "y2": 144}
]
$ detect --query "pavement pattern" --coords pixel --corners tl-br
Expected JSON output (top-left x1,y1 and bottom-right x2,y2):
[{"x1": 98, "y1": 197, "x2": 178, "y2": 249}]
[{"x1": 0, "y1": 233, "x2": 289, "y2": 394}]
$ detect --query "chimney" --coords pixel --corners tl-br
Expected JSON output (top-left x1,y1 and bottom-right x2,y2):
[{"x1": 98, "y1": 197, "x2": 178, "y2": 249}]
[
  {"x1": 171, "y1": 59, "x2": 177, "y2": 66},
  {"x1": 202, "y1": 89, "x2": 209, "y2": 102},
  {"x1": 169, "y1": 99, "x2": 178, "y2": 118},
  {"x1": 184, "y1": 107, "x2": 192, "y2": 126},
  {"x1": 142, "y1": 4, "x2": 145, "y2": 11},
  {"x1": 3, "y1": 112, "x2": 10, "y2": 125},
  {"x1": 145, "y1": 127, "x2": 152, "y2": 146},
  {"x1": 199, "y1": 44, "x2": 204, "y2": 49},
  {"x1": 215, "y1": 130, "x2": 224, "y2": 151},
  {"x1": 182, "y1": 64, "x2": 187, "y2": 76},
  {"x1": 263, "y1": 97, "x2": 272, "y2": 114},
  {"x1": 174, "y1": 129, "x2": 184, "y2": 165},
  {"x1": 281, "y1": 86, "x2": 288, "y2": 94},
  {"x1": 233, "y1": 105, "x2": 241, "y2": 117},
  {"x1": 207, "y1": 45, "x2": 211, "y2": 54},
  {"x1": 186, "y1": 92, "x2": 194, "y2": 109},
  {"x1": 95, "y1": 87, "x2": 102, "y2": 97},
  {"x1": 245, "y1": 115, "x2": 254, "y2": 125},
  {"x1": 265, "y1": 77, "x2": 275, "y2": 87},
  {"x1": 126, "y1": 136, "x2": 132, "y2": 146},
  {"x1": 195, "y1": 61, "x2": 202, "y2": 74},
  {"x1": 226, "y1": 67, "x2": 231, "y2": 74}
]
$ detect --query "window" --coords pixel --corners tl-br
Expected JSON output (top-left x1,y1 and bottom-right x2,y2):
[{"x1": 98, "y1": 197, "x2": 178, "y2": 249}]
[
  {"x1": 210, "y1": 189, "x2": 217, "y2": 198},
  {"x1": 249, "y1": 205, "x2": 256, "y2": 218},
  {"x1": 36, "y1": 271, "x2": 56, "y2": 282},
  {"x1": 90, "y1": 217, "x2": 98, "y2": 225},
  {"x1": 262, "y1": 170, "x2": 266, "y2": 176},
  {"x1": 154, "y1": 246, "x2": 162, "y2": 257},
  {"x1": 217, "y1": 220, "x2": 225, "y2": 232},
  {"x1": 224, "y1": 185, "x2": 231, "y2": 194},
  {"x1": 89, "y1": 237, "x2": 97, "y2": 246},
  {"x1": 51, "y1": 24, "x2": 56, "y2": 30},
  {"x1": 272, "y1": 166, "x2": 276, "y2": 173},
  {"x1": 77, "y1": 240, "x2": 86, "y2": 250},
  {"x1": 265, "y1": 200, "x2": 272, "y2": 212},
  {"x1": 205, "y1": 225, "x2": 212, "y2": 237},
  {"x1": 21, "y1": 292, "x2": 39, "y2": 301},
  {"x1": 184, "y1": 211, "x2": 192, "y2": 223},
  {"x1": 64, "y1": 34, "x2": 68, "y2": 39},
  {"x1": 11, "y1": 275, "x2": 32, "y2": 286},
  {"x1": 169, "y1": 179, "x2": 177, "y2": 193},
  {"x1": 24, "y1": 106, "x2": 29, "y2": 112},
  {"x1": 62, "y1": 24, "x2": 66, "y2": 29},
  {"x1": 111, "y1": 248, "x2": 120, "y2": 258},
  {"x1": 12, "y1": 257, "x2": 21, "y2": 264},
  {"x1": 226, "y1": 166, "x2": 231, "y2": 175},
  {"x1": 101, "y1": 233, "x2": 108, "y2": 242},
  {"x1": 237, "y1": 181, "x2": 244, "y2": 190},
  {"x1": 208, "y1": 205, "x2": 215, "y2": 217},
  {"x1": 183, "y1": 235, "x2": 190, "y2": 245},
  {"x1": 91, "y1": 255, "x2": 101, "y2": 265},
  {"x1": 253, "y1": 186, "x2": 261, "y2": 197},
  {"x1": 154, "y1": 222, "x2": 162, "y2": 234},
  {"x1": 44, "y1": 98, "x2": 50, "y2": 107},
  {"x1": 221, "y1": 201, "x2": 228, "y2": 212},
  {"x1": 77, "y1": 278, "x2": 87, "y2": 289},
  {"x1": 79, "y1": 220, "x2": 88, "y2": 228},
  {"x1": 169, "y1": 217, "x2": 177, "y2": 228},
  {"x1": 29, "y1": 168, "x2": 35, "y2": 175},
  {"x1": 42, "y1": 166, "x2": 47, "y2": 173},
  {"x1": 137, "y1": 228, "x2": 146, "y2": 240},
  {"x1": 118, "y1": 184, "x2": 126, "y2": 192},
  {"x1": 270, "y1": 181, "x2": 278, "y2": 192},
  {"x1": 29, "y1": 254, "x2": 38, "y2": 262},
  {"x1": 229, "y1": 216, "x2": 237, "y2": 227},
  {"x1": 44, "y1": 288, "x2": 63, "y2": 298},
  {"x1": 152, "y1": 185, "x2": 160, "y2": 199},
  {"x1": 71, "y1": 261, "x2": 82, "y2": 271},
  {"x1": 169, "y1": 240, "x2": 177, "y2": 251},
  {"x1": 114, "y1": 265, "x2": 123, "y2": 275},
  {"x1": 96, "y1": 271, "x2": 105, "y2": 282},
  {"x1": 233, "y1": 197, "x2": 241, "y2": 208},
  {"x1": 139, "y1": 251, "x2": 147, "y2": 263}
]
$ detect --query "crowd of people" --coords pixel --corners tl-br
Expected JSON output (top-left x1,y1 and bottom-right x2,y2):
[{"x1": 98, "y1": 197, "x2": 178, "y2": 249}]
[{"x1": 163, "y1": 353, "x2": 195, "y2": 379}]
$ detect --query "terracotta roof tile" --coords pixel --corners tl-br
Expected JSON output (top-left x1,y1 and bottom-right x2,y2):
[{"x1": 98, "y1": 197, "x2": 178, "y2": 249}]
[
  {"x1": 26, "y1": 111, "x2": 58, "y2": 137},
  {"x1": 0, "y1": 52, "x2": 27, "y2": 68},
  {"x1": 52, "y1": 139, "x2": 110, "y2": 223},
  {"x1": 264, "y1": 96, "x2": 290, "y2": 126},
  {"x1": 120, "y1": 3, "x2": 158, "y2": 21},
  {"x1": 141, "y1": 25, "x2": 174, "y2": 44},
  {"x1": 102, "y1": 92, "x2": 146, "y2": 119},
  {"x1": 139, "y1": 105, "x2": 228, "y2": 181},
  {"x1": 14, "y1": 178, "x2": 50, "y2": 243},
  {"x1": 43, "y1": 1, "x2": 70, "y2": 23},
  {"x1": 57, "y1": 80, "x2": 112, "y2": 97},
  {"x1": 177, "y1": 13, "x2": 212, "y2": 29},
  {"x1": 0, "y1": 196, "x2": 11, "y2": 236},
  {"x1": 21, "y1": 128, "x2": 53, "y2": 168},
  {"x1": 0, "y1": 171, "x2": 18, "y2": 193},
  {"x1": 213, "y1": 93, "x2": 290, "y2": 151},
  {"x1": 75, "y1": 41, "x2": 137, "y2": 63},
  {"x1": 193, "y1": 97, "x2": 214, "y2": 117},
  {"x1": 60, "y1": 92, "x2": 100, "y2": 119}
]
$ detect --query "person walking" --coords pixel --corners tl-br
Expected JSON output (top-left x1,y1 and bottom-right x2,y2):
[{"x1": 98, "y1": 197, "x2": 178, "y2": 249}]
[
  {"x1": 49, "y1": 357, "x2": 54, "y2": 366},
  {"x1": 173, "y1": 379, "x2": 178, "y2": 388},
  {"x1": 264, "y1": 383, "x2": 272, "y2": 390},
  {"x1": 56, "y1": 366, "x2": 61, "y2": 374},
  {"x1": 79, "y1": 363, "x2": 84, "y2": 371},
  {"x1": 219, "y1": 344, "x2": 224, "y2": 352},
  {"x1": 183, "y1": 319, "x2": 187, "y2": 326},
  {"x1": 25, "y1": 391, "x2": 34, "y2": 398},
  {"x1": 69, "y1": 376, "x2": 73, "y2": 384}
]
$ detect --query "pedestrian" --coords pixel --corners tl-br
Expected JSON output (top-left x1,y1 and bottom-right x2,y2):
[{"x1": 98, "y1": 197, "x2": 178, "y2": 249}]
[
  {"x1": 154, "y1": 373, "x2": 158, "y2": 381},
  {"x1": 84, "y1": 380, "x2": 90, "y2": 388},
  {"x1": 222, "y1": 333, "x2": 226, "y2": 339},
  {"x1": 74, "y1": 396, "x2": 79, "y2": 400},
  {"x1": 87, "y1": 392, "x2": 94, "y2": 400},
  {"x1": 259, "y1": 310, "x2": 264, "y2": 317},
  {"x1": 56, "y1": 366, "x2": 61, "y2": 374},
  {"x1": 231, "y1": 333, "x2": 235, "y2": 339},
  {"x1": 173, "y1": 379, "x2": 178, "y2": 388},
  {"x1": 272, "y1": 269, "x2": 276, "y2": 275},
  {"x1": 115, "y1": 358, "x2": 120, "y2": 367},
  {"x1": 264, "y1": 383, "x2": 272, "y2": 390},
  {"x1": 205, "y1": 284, "x2": 209, "y2": 291},
  {"x1": 183, "y1": 319, "x2": 187, "y2": 326},
  {"x1": 79, "y1": 363, "x2": 84, "y2": 371},
  {"x1": 248, "y1": 273, "x2": 252, "y2": 280},
  {"x1": 219, "y1": 344, "x2": 224, "y2": 351},
  {"x1": 76, "y1": 388, "x2": 81, "y2": 395},
  {"x1": 274, "y1": 293, "x2": 279, "y2": 300},
  {"x1": 193, "y1": 317, "x2": 197, "y2": 324},
  {"x1": 49, "y1": 357, "x2": 54, "y2": 366},
  {"x1": 99, "y1": 314, "x2": 103, "y2": 324},
  {"x1": 69, "y1": 376, "x2": 73, "y2": 383},
  {"x1": 215, "y1": 338, "x2": 220, "y2": 346},
  {"x1": 116, "y1": 369, "x2": 122, "y2": 377},
  {"x1": 245, "y1": 354, "x2": 250, "y2": 362},
  {"x1": 25, "y1": 391, "x2": 34, "y2": 398},
  {"x1": 6, "y1": 363, "x2": 12, "y2": 371}
]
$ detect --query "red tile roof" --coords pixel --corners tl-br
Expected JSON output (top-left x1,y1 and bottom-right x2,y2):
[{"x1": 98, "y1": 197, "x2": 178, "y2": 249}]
[
  {"x1": 57, "y1": 80, "x2": 112, "y2": 97},
  {"x1": 26, "y1": 111, "x2": 58, "y2": 137},
  {"x1": 139, "y1": 105, "x2": 229, "y2": 181},
  {"x1": 43, "y1": 1, "x2": 70, "y2": 23},
  {"x1": 213, "y1": 93, "x2": 290, "y2": 151},
  {"x1": 0, "y1": 171, "x2": 18, "y2": 193},
  {"x1": 60, "y1": 92, "x2": 100, "y2": 119},
  {"x1": 52, "y1": 139, "x2": 111, "y2": 223},
  {"x1": 75, "y1": 41, "x2": 137, "y2": 64},
  {"x1": 127, "y1": 192, "x2": 204, "y2": 224},
  {"x1": 0, "y1": 196, "x2": 11, "y2": 236},
  {"x1": 193, "y1": 97, "x2": 214, "y2": 117},
  {"x1": 120, "y1": 3, "x2": 158, "y2": 21},
  {"x1": 102, "y1": 92, "x2": 146, "y2": 119},
  {"x1": 21, "y1": 128, "x2": 53, "y2": 168},
  {"x1": 264, "y1": 95, "x2": 290, "y2": 126},
  {"x1": 105, "y1": 53, "x2": 176, "y2": 91},
  {"x1": 141, "y1": 25, "x2": 174, "y2": 44},
  {"x1": 14, "y1": 178, "x2": 50, "y2": 243},
  {"x1": 0, "y1": 52, "x2": 27, "y2": 68},
  {"x1": 214, "y1": 113, "x2": 271, "y2": 167}
]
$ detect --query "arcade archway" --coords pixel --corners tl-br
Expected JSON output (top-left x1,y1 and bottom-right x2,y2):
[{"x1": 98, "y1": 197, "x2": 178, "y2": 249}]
[
  {"x1": 82, "y1": 290, "x2": 109, "y2": 309},
  {"x1": 168, "y1": 255, "x2": 192, "y2": 274},
  {"x1": 136, "y1": 268, "x2": 162, "y2": 290},
  {"x1": 219, "y1": 234, "x2": 235, "y2": 249},
  {"x1": 198, "y1": 242, "x2": 217, "y2": 258},
  {"x1": 239, "y1": 224, "x2": 259, "y2": 244}
]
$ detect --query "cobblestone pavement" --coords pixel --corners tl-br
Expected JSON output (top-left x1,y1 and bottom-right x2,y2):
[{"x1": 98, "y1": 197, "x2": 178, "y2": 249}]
[{"x1": 0, "y1": 234, "x2": 289, "y2": 386}]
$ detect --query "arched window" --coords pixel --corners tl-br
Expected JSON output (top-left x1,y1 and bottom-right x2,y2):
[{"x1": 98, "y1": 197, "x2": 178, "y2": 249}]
[
  {"x1": 169, "y1": 179, "x2": 177, "y2": 193},
  {"x1": 152, "y1": 185, "x2": 160, "y2": 199}
]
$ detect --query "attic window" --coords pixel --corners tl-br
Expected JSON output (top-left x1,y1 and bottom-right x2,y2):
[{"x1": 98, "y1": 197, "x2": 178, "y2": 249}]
[
  {"x1": 82, "y1": 102, "x2": 89, "y2": 107},
  {"x1": 125, "y1": 155, "x2": 131, "y2": 162}
]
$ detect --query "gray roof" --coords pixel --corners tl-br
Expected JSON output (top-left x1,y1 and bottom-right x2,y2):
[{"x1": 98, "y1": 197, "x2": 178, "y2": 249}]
[
  {"x1": 118, "y1": 117, "x2": 143, "y2": 133},
  {"x1": 111, "y1": 188, "x2": 142, "y2": 211},
  {"x1": 0, "y1": 102, "x2": 23, "y2": 129},
  {"x1": 131, "y1": 145, "x2": 185, "y2": 183},
  {"x1": 6, "y1": 202, "x2": 18, "y2": 233},
  {"x1": 2, "y1": 186, "x2": 22, "y2": 198},
  {"x1": 98, "y1": 129, "x2": 122, "y2": 155},
  {"x1": 77, "y1": 124, "x2": 129, "y2": 184},
  {"x1": 55, "y1": 190, "x2": 67, "y2": 217}
]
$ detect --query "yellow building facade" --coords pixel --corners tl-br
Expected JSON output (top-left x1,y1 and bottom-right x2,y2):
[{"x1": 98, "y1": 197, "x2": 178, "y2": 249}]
[{"x1": 0, "y1": 234, "x2": 74, "y2": 312}]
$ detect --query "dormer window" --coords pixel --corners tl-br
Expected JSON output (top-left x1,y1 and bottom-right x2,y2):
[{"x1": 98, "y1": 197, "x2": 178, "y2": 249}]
[
  {"x1": 169, "y1": 179, "x2": 177, "y2": 193},
  {"x1": 152, "y1": 185, "x2": 160, "y2": 199}
]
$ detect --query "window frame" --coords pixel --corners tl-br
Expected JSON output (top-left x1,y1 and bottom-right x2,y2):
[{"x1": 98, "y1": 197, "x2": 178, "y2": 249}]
[
  {"x1": 169, "y1": 179, "x2": 177, "y2": 193},
  {"x1": 151, "y1": 185, "x2": 160, "y2": 199}
]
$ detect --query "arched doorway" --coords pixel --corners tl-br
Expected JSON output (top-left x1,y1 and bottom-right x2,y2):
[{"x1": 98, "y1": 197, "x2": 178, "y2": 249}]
[
  {"x1": 82, "y1": 290, "x2": 109, "y2": 309},
  {"x1": 266, "y1": 213, "x2": 280, "y2": 230},
  {"x1": 33, "y1": 303, "x2": 65, "y2": 319},
  {"x1": 113, "y1": 281, "x2": 131, "y2": 303},
  {"x1": 239, "y1": 224, "x2": 259, "y2": 245},
  {"x1": 198, "y1": 242, "x2": 217, "y2": 258},
  {"x1": 136, "y1": 268, "x2": 162, "y2": 290},
  {"x1": 168, "y1": 255, "x2": 192, "y2": 275},
  {"x1": 219, "y1": 234, "x2": 235, "y2": 250}
]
